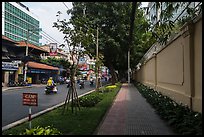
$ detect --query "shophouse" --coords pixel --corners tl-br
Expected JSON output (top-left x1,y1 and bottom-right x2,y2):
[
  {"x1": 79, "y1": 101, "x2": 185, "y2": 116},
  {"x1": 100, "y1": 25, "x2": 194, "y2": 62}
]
[
  {"x1": 2, "y1": 35, "x2": 22, "y2": 87},
  {"x1": 17, "y1": 41, "x2": 59, "y2": 84},
  {"x1": 2, "y1": 35, "x2": 60, "y2": 86}
]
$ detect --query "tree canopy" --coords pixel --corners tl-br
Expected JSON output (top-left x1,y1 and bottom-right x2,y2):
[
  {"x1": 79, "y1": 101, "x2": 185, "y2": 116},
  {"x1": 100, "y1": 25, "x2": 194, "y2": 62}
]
[
  {"x1": 60, "y1": 2, "x2": 154, "y2": 83},
  {"x1": 53, "y1": 2, "x2": 200, "y2": 83}
]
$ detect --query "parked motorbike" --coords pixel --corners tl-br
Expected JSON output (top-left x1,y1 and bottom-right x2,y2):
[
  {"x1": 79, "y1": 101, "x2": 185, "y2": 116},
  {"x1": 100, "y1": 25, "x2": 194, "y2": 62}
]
[
  {"x1": 44, "y1": 83, "x2": 58, "y2": 94},
  {"x1": 41, "y1": 78, "x2": 47, "y2": 84},
  {"x1": 7, "y1": 81, "x2": 18, "y2": 87},
  {"x1": 18, "y1": 81, "x2": 27, "y2": 86}
]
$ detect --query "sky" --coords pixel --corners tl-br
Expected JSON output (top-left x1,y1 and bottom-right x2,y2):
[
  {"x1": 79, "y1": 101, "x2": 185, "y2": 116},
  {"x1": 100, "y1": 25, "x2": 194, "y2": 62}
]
[
  {"x1": 22, "y1": 2, "x2": 149, "y2": 47},
  {"x1": 22, "y1": 2, "x2": 73, "y2": 46}
]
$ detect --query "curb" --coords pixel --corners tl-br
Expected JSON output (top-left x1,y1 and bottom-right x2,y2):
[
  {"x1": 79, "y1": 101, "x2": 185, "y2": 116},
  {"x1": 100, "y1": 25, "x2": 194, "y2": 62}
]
[
  {"x1": 2, "y1": 89, "x2": 96, "y2": 131},
  {"x1": 2, "y1": 85, "x2": 46, "y2": 92}
]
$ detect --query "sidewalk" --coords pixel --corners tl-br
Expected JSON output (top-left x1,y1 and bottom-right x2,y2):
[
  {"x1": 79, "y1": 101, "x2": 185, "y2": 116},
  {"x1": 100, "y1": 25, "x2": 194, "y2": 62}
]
[
  {"x1": 96, "y1": 83, "x2": 176, "y2": 135},
  {"x1": 2, "y1": 84, "x2": 46, "y2": 92}
]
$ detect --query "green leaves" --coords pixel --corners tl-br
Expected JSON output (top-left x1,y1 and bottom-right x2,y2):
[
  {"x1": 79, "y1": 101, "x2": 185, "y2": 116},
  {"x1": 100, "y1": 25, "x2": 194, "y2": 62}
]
[
  {"x1": 20, "y1": 126, "x2": 62, "y2": 135},
  {"x1": 135, "y1": 82, "x2": 202, "y2": 135},
  {"x1": 41, "y1": 57, "x2": 71, "y2": 69}
]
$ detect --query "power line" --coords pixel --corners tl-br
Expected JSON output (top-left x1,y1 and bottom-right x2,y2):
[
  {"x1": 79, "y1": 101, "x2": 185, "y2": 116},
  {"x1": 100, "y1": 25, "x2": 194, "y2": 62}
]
[
  {"x1": 41, "y1": 30, "x2": 60, "y2": 43},
  {"x1": 40, "y1": 33, "x2": 56, "y2": 44},
  {"x1": 63, "y1": 2, "x2": 69, "y2": 10},
  {"x1": 40, "y1": 31, "x2": 61, "y2": 44}
]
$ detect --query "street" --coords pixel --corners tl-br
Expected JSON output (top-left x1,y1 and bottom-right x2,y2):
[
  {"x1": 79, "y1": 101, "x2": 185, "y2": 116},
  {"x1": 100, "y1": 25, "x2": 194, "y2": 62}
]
[{"x1": 2, "y1": 81, "x2": 106, "y2": 127}]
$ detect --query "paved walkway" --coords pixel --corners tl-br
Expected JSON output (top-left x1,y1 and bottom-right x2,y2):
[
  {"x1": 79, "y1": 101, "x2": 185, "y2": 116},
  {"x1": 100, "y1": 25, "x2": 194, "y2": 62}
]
[{"x1": 96, "y1": 83, "x2": 176, "y2": 135}]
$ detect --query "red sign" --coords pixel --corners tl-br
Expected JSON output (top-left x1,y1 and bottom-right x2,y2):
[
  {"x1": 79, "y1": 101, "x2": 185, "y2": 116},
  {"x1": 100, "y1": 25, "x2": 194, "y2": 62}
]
[
  {"x1": 23, "y1": 93, "x2": 38, "y2": 106},
  {"x1": 49, "y1": 43, "x2": 57, "y2": 56}
]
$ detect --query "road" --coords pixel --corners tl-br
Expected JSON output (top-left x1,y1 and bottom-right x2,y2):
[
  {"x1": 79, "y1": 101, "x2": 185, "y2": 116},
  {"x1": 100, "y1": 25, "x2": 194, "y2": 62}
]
[{"x1": 2, "y1": 81, "x2": 107, "y2": 128}]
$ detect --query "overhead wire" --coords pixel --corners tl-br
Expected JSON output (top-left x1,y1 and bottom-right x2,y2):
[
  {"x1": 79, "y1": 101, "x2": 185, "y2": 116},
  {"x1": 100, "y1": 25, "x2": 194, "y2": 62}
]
[{"x1": 63, "y1": 2, "x2": 69, "y2": 10}]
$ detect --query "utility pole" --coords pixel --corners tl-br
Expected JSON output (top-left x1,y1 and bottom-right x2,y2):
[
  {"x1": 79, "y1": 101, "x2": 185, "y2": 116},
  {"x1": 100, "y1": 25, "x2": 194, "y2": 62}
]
[
  {"x1": 96, "y1": 27, "x2": 99, "y2": 90},
  {"x1": 24, "y1": 30, "x2": 29, "y2": 82},
  {"x1": 23, "y1": 28, "x2": 41, "y2": 83}
]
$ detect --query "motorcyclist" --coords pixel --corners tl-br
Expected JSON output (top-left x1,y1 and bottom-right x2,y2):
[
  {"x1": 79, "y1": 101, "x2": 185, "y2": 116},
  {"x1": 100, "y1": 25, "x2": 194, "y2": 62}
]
[
  {"x1": 90, "y1": 77, "x2": 94, "y2": 86},
  {"x1": 45, "y1": 77, "x2": 57, "y2": 94},
  {"x1": 79, "y1": 78, "x2": 84, "y2": 89},
  {"x1": 47, "y1": 77, "x2": 54, "y2": 88},
  {"x1": 66, "y1": 78, "x2": 71, "y2": 88}
]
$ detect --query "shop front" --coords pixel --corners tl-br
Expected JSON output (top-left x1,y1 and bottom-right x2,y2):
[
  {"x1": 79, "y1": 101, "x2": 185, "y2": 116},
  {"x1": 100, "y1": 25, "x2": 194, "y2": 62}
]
[
  {"x1": 2, "y1": 61, "x2": 19, "y2": 87},
  {"x1": 26, "y1": 61, "x2": 59, "y2": 84}
]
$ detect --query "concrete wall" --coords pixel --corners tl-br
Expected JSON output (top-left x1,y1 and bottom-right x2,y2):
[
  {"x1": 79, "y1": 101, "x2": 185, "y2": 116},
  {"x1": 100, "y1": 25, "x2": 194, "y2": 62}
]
[{"x1": 134, "y1": 15, "x2": 202, "y2": 113}]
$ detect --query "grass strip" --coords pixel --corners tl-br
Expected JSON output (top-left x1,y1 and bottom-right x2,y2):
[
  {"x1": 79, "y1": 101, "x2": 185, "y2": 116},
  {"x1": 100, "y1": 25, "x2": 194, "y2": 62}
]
[{"x1": 2, "y1": 83, "x2": 122, "y2": 135}]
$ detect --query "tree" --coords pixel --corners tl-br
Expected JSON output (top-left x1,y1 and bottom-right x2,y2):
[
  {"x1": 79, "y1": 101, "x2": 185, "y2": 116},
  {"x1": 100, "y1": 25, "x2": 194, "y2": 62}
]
[
  {"x1": 149, "y1": 2, "x2": 202, "y2": 46},
  {"x1": 53, "y1": 10, "x2": 92, "y2": 114},
  {"x1": 66, "y1": 2, "x2": 134, "y2": 84},
  {"x1": 41, "y1": 57, "x2": 71, "y2": 69},
  {"x1": 58, "y1": 2, "x2": 155, "y2": 84}
]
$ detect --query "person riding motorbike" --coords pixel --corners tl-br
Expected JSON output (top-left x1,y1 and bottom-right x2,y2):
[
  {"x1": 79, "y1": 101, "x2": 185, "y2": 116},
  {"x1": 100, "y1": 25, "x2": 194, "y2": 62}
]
[
  {"x1": 79, "y1": 78, "x2": 84, "y2": 89},
  {"x1": 47, "y1": 77, "x2": 54, "y2": 87},
  {"x1": 45, "y1": 77, "x2": 57, "y2": 94},
  {"x1": 90, "y1": 77, "x2": 94, "y2": 87},
  {"x1": 66, "y1": 78, "x2": 71, "y2": 88}
]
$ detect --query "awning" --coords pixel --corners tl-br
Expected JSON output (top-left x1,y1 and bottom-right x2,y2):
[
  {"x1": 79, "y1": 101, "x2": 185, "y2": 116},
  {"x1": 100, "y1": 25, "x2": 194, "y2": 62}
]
[
  {"x1": 9, "y1": 50, "x2": 16, "y2": 57},
  {"x1": 27, "y1": 61, "x2": 59, "y2": 70},
  {"x1": 2, "y1": 46, "x2": 8, "y2": 52},
  {"x1": 59, "y1": 68, "x2": 66, "y2": 71},
  {"x1": 2, "y1": 56, "x2": 10, "y2": 60}
]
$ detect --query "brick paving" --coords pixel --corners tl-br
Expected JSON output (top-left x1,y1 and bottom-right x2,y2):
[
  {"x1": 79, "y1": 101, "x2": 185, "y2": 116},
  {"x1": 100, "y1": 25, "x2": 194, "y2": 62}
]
[{"x1": 96, "y1": 83, "x2": 176, "y2": 135}]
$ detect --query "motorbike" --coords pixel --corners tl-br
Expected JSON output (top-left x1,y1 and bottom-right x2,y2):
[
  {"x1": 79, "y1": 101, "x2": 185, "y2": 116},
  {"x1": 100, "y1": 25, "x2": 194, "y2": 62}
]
[
  {"x1": 79, "y1": 80, "x2": 84, "y2": 89},
  {"x1": 66, "y1": 79, "x2": 71, "y2": 88},
  {"x1": 18, "y1": 81, "x2": 27, "y2": 86},
  {"x1": 7, "y1": 81, "x2": 18, "y2": 87},
  {"x1": 44, "y1": 83, "x2": 58, "y2": 94},
  {"x1": 41, "y1": 78, "x2": 47, "y2": 84},
  {"x1": 90, "y1": 80, "x2": 94, "y2": 87}
]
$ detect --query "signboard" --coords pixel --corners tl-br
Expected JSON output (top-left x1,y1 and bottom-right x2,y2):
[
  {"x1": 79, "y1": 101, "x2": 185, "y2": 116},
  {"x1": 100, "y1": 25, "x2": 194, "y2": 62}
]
[
  {"x1": 23, "y1": 93, "x2": 38, "y2": 106},
  {"x1": 49, "y1": 43, "x2": 57, "y2": 56},
  {"x1": 27, "y1": 77, "x2": 32, "y2": 84},
  {"x1": 18, "y1": 66, "x2": 23, "y2": 74},
  {"x1": 2, "y1": 61, "x2": 18, "y2": 70}
]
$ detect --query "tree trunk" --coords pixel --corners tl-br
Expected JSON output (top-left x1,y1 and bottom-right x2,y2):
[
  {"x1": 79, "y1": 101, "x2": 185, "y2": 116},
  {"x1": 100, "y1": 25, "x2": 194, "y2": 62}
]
[{"x1": 109, "y1": 64, "x2": 117, "y2": 85}]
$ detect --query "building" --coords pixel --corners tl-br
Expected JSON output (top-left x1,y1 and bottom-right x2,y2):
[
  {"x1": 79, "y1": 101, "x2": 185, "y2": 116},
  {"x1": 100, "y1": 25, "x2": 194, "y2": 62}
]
[
  {"x1": 40, "y1": 44, "x2": 71, "y2": 61},
  {"x1": 2, "y1": 35, "x2": 21, "y2": 87},
  {"x1": 2, "y1": 35, "x2": 60, "y2": 86},
  {"x1": 17, "y1": 41, "x2": 59, "y2": 84},
  {"x1": 2, "y1": 2, "x2": 41, "y2": 46}
]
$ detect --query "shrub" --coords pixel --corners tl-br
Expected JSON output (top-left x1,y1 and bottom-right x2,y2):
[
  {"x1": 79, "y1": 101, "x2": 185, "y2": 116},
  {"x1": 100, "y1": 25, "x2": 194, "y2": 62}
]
[
  {"x1": 102, "y1": 85, "x2": 117, "y2": 92},
  {"x1": 19, "y1": 126, "x2": 62, "y2": 135},
  {"x1": 135, "y1": 82, "x2": 202, "y2": 135},
  {"x1": 79, "y1": 92, "x2": 103, "y2": 107}
]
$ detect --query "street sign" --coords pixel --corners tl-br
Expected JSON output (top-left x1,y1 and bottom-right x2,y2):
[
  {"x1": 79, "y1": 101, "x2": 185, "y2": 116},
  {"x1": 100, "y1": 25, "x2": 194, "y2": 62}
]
[{"x1": 23, "y1": 93, "x2": 38, "y2": 106}]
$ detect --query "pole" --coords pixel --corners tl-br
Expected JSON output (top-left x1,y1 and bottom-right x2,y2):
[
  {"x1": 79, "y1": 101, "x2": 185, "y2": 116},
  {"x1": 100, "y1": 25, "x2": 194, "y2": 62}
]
[
  {"x1": 128, "y1": 2, "x2": 137, "y2": 84},
  {"x1": 29, "y1": 106, "x2": 32, "y2": 129},
  {"x1": 24, "y1": 30, "x2": 29, "y2": 82},
  {"x1": 96, "y1": 27, "x2": 99, "y2": 90},
  {"x1": 128, "y1": 50, "x2": 130, "y2": 84}
]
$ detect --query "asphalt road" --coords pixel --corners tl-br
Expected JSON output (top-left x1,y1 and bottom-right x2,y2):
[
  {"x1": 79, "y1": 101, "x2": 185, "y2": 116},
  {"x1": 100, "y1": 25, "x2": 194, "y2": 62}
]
[{"x1": 2, "y1": 81, "x2": 106, "y2": 127}]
